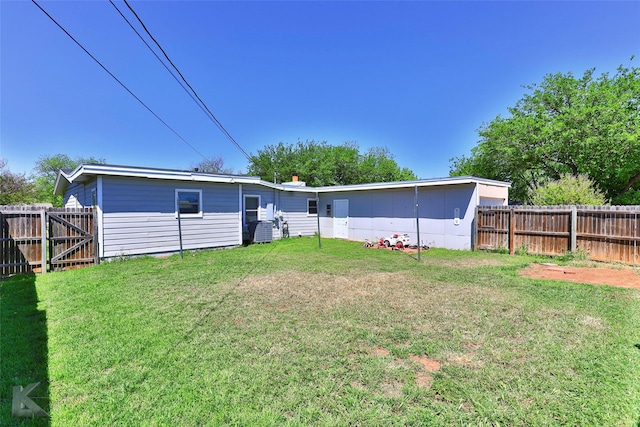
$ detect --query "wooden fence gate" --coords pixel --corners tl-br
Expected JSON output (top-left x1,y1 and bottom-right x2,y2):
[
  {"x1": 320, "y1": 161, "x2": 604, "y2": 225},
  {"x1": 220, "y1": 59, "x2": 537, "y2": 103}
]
[{"x1": 1, "y1": 206, "x2": 98, "y2": 275}]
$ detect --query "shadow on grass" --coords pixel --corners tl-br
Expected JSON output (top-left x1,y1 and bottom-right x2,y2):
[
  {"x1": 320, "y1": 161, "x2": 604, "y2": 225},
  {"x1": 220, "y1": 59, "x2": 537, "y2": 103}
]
[{"x1": 1, "y1": 273, "x2": 50, "y2": 426}]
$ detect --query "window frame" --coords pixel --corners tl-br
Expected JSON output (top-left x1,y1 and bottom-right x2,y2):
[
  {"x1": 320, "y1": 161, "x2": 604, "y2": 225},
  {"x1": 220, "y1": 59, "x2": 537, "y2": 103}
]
[
  {"x1": 244, "y1": 195, "x2": 261, "y2": 224},
  {"x1": 307, "y1": 198, "x2": 318, "y2": 216},
  {"x1": 175, "y1": 189, "x2": 203, "y2": 218}
]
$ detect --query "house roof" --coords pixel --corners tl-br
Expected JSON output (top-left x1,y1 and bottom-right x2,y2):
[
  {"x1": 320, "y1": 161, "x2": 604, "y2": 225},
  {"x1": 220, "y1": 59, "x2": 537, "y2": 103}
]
[{"x1": 54, "y1": 163, "x2": 510, "y2": 196}]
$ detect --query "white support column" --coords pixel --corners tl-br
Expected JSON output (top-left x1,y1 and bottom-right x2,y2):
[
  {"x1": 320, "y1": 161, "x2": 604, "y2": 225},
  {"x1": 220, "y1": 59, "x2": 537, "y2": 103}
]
[
  {"x1": 97, "y1": 176, "x2": 104, "y2": 259},
  {"x1": 238, "y1": 184, "x2": 243, "y2": 245}
]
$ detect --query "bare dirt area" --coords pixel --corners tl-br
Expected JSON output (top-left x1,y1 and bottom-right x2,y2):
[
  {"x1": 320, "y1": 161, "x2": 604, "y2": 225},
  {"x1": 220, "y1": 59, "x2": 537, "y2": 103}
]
[
  {"x1": 370, "y1": 346, "x2": 441, "y2": 389},
  {"x1": 519, "y1": 263, "x2": 640, "y2": 291}
]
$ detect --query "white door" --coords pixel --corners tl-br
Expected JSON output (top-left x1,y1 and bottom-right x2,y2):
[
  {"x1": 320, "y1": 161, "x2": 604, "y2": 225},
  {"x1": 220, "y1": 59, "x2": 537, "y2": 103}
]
[{"x1": 333, "y1": 199, "x2": 349, "y2": 239}]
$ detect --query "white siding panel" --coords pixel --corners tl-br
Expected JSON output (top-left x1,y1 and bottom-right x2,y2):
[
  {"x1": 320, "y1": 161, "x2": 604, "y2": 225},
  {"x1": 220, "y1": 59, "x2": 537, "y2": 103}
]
[
  {"x1": 318, "y1": 184, "x2": 477, "y2": 250},
  {"x1": 101, "y1": 177, "x2": 241, "y2": 257},
  {"x1": 280, "y1": 191, "x2": 318, "y2": 236}
]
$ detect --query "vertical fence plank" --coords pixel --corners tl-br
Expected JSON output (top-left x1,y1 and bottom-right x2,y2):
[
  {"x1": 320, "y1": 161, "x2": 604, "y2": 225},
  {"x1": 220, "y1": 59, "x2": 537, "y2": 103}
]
[
  {"x1": 1, "y1": 206, "x2": 98, "y2": 275},
  {"x1": 509, "y1": 208, "x2": 515, "y2": 254},
  {"x1": 475, "y1": 205, "x2": 640, "y2": 264}
]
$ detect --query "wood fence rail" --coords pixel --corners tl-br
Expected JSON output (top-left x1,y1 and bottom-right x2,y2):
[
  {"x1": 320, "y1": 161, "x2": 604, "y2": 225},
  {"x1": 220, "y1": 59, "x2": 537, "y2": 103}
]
[
  {"x1": 475, "y1": 205, "x2": 640, "y2": 265},
  {"x1": 1, "y1": 206, "x2": 98, "y2": 276}
]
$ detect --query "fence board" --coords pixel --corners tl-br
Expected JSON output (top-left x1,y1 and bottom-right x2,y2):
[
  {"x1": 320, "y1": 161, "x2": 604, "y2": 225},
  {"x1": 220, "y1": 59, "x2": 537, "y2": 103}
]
[
  {"x1": 475, "y1": 205, "x2": 640, "y2": 265},
  {"x1": 0, "y1": 206, "x2": 97, "y2": 275}
]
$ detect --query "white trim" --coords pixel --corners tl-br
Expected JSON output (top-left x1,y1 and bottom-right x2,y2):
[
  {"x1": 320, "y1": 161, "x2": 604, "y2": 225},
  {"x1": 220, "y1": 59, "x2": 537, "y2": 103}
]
[
  {"x1": 175, "y1": 189, "x2": 203, "y2": 218},
  {"x1": 238, "y1": 185, "x2": 243, "y2": 245},
  {"x1": 97, "y1": 176, "x2": 104, "y2": 259},
  {"x1": 243, "y1": 194, "x2": 261, "y2": 224},
  {"x1": 54, "y1": 163, "x2": 510, "y2": 197}
]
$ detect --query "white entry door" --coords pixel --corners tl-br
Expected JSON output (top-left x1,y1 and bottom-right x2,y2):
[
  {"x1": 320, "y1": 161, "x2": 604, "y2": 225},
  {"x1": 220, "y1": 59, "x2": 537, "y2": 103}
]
[{"x1": 333, "y1": 199, "x2": 349, "y2": 239}]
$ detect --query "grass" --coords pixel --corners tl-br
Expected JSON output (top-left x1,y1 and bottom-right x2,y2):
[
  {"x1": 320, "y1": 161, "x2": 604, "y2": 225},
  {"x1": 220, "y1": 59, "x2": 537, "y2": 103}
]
[{"x1": 2, "y1": 238, "x2": 640, "y2": 426}]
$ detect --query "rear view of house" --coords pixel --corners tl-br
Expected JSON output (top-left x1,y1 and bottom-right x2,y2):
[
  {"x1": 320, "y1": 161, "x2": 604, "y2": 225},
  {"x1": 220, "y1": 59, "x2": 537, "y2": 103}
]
[{"x1": 55, "y1": 164, "x2": 509, "y2": 259}]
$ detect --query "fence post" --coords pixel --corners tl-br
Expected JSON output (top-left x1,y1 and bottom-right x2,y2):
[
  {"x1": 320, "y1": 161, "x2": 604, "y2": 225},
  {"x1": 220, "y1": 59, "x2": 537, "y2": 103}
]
[
  {"x1": 570, "y1": 206, "x2": 577, "y2": 253},
  {"x1": 509, "y1": 207, "x2": 515, "y2": 255},
  {"x1": 41, "y1": 208, "x2": 47, "y2": 273},
  {"x1": 473, "y1": 206, "x2": 478, "y2": 251}
]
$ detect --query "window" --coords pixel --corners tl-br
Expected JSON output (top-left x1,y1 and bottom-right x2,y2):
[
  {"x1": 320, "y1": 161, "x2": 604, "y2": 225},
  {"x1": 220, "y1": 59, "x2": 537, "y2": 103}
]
[
  {"x1": 307, "y1": 198, "x2": 318, "y2": 215},
  {"x1": 244, "y1": 196, "x2": 259, "y2": 224},
  {"x1": 91, "y1": 189, "x2": 97, "y2": 207},
  {"x1": 176, "y1": 189, "x2": 202, "y2": 217},
  {"x1": 326, "y1": 204, "x2": 332, "y2": 217}
]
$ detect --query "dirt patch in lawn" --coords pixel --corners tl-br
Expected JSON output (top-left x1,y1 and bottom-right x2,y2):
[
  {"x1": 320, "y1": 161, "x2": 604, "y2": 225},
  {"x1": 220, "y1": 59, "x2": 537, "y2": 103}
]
[{"x1": 519, "y1": 264, "x2": 640, "y2": 290}]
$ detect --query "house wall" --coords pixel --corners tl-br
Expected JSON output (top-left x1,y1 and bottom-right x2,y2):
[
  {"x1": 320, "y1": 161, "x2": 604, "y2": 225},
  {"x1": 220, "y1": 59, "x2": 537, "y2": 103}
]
[
  {"x1": 279, "y1": 191, "x2": 318, "y2": 237},
  {"x1": 241, "y1": 184, "x2": 278, "y2": 239},
  {"x1": 318, "y1": 184, "x2": 477, "y2": 250},
  {"x1": 477, "y1": 183, "x2": 508, "y2": 206},
  {"x1": 100, "y1": 177, "x2": 241, "y2": 258},
  {"x1": 64, "y1": 180, "x2": 97, "y2": 209}
]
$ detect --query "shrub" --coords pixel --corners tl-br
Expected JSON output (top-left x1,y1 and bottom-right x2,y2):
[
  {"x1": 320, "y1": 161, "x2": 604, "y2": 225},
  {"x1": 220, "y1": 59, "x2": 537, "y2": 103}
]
[{"x1": 530, "y1": 174, "x2": 607, "y2": 205}]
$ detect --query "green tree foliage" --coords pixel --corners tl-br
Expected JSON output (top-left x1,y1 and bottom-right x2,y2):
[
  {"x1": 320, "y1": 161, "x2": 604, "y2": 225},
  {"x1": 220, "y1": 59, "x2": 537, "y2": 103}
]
[
  {"x1": 32, "y1": 154, "x2": 105, "y2": 207},
  {"x1": 191, "y1": 156, "x2": 235, "y2": 174},
  {"x1": 530, "y1": 174, "x2": 607, "y2": 206},
  {"x1": 450, "y1": 61, "x2": 640, "y2": 204},
  {"x1": 0, "y1": 159, "x2": 35, "y2": 205},
  {"x1": 248, "y1": 140, "x2": 417, "y2": 186}
]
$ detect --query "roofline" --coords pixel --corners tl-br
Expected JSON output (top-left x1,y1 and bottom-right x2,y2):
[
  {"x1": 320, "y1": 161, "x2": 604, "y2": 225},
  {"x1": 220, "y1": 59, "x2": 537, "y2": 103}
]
[
  {"x1": 54, "y1": 163, "x2": 511, "y2": 196},
  {"x1": 54, "y1": 163, "x2": 265, "y2": 195},
  {"x1": 310, "y1": 176, "x2": 511, "y2": 193}
]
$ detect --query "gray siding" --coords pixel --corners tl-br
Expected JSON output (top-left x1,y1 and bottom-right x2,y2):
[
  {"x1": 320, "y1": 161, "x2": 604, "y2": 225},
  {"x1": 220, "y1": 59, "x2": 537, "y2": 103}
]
[
  {"x1": 242, "y1": 184, "x2": 277, "y2": 221},
  {"x1": 101, "y1": 177, "x2": 240, "y2": 257},
  {"x1": 279, "y1": 191, "x2": 318, "y2": 237},
  {"x1": 319, "y1": 184, "x2": 477, "y2": 250}
]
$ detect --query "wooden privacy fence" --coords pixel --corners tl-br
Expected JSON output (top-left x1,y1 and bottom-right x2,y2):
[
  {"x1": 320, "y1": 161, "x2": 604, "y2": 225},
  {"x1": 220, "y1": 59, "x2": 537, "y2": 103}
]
[
  {"x1": 1, "y1": 206, "x2": 98, "y2": 275},
  {"x1": 475, "y1": 205, "x2": 640, "y2": 264}
]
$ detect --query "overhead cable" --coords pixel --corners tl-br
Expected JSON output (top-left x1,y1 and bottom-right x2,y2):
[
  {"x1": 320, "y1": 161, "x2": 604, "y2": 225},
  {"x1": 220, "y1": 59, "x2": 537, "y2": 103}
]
[
  {"x1": 122, "y1": 0, "x2": 252, "y2": 162},
  {"x1": 108, "y1": 0, "x2": 211, "y2": 124},
  {"x1": 30, "y1": 0, "x2": 208, "y2": 161}
]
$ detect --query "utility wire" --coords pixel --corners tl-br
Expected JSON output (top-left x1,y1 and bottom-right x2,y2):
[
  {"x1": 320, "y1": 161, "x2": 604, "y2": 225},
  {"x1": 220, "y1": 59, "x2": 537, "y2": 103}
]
[
  {"x1": 31, "y1": 0, "x2": 208, "y2": 161},
  {"x1": 108, "y1": 0, "x2": 211, "y2": 126},
  {"x1": 122, "y1": 0, "x2": 252, "y2": 162}
]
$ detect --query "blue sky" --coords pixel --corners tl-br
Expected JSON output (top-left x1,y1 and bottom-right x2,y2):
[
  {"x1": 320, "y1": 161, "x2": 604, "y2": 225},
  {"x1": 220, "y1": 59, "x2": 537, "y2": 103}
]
[{"x1": 1, "y1": 1, "x2": 638, "y2": 180}]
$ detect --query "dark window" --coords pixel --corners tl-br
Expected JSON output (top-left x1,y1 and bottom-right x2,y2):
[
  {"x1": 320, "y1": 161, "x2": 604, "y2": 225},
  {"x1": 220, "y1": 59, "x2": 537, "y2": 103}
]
[{"x1": 307, "y1": 199, "x2": 318, "y2": 215}]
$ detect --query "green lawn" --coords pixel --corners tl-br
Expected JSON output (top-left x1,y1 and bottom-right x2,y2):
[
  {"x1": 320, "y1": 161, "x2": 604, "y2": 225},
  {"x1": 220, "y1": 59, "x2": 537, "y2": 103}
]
[{"x1": 2, "y1": 238, "x2": 640, "y2": 426}]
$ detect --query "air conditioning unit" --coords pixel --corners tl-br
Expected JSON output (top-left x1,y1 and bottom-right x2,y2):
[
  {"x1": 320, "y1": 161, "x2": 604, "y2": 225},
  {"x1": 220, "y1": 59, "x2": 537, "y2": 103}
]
[{"x1": 249, "y1": 221, "x2": 273, "y2": 243}]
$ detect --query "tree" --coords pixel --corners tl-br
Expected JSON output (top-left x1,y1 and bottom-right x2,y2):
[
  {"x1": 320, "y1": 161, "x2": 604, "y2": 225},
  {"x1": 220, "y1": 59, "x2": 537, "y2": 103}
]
[
  {"x1": 0, "y1": 159, "x2": 35, "y2": 205},
  {"x1": 191, "y1": 156, "x2": 236, "y2": 174},
  {"x1": 530, "y1": 174, "x2": 607, "y2": 205},
  {"x1": 247, "y1": 140, "x2": 417, "y2": 186},
  {"x1": 32, "y1": 154, "x2": 105, "y2": 207},
  {"x1": 450, "y1": 61, "x2": 640, "y2": 204}
]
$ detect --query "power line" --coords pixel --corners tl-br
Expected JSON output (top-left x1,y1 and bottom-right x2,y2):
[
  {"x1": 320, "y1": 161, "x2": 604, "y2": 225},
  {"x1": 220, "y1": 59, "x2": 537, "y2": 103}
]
[
  {"x1": 30, "y1": 0, "x2": 208, "y2": 161},
  {"x1": 122, "y1": 0, "x2": 252, "y2": 162},
  {"x1": 108, "y1": 0, "x2": 211, "y2": 125}
]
